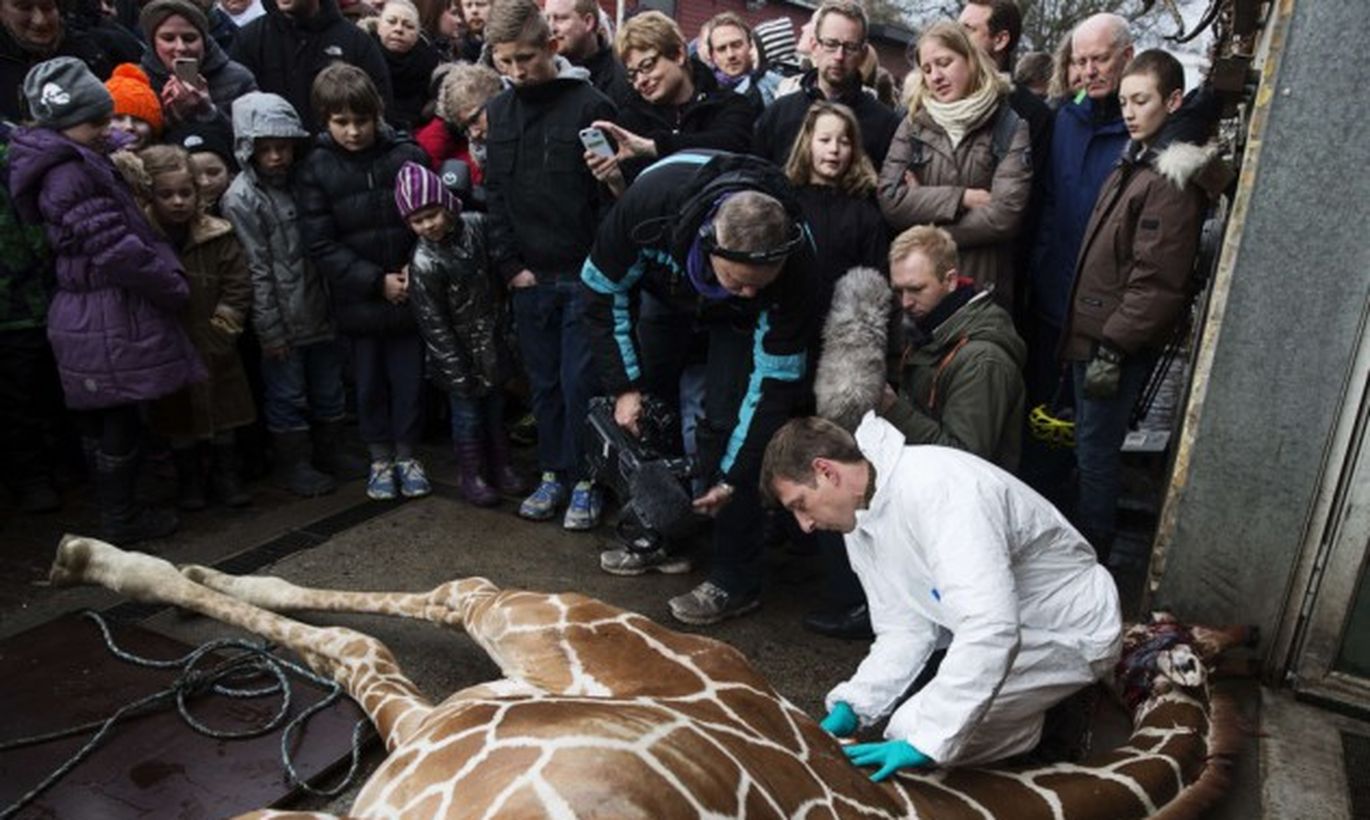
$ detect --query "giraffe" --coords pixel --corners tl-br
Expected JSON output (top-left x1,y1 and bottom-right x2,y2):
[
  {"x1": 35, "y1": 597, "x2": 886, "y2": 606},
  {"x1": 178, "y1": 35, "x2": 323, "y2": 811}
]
[{"x1": 47, "y1": 534, "x2": 1246, "y2": 819}]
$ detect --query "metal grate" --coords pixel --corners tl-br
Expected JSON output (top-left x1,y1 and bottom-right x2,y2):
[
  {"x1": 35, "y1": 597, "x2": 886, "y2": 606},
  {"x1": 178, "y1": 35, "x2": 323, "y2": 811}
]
[{"x1": 1344, "y1": 731, "x2": 1370, "y2": 820}]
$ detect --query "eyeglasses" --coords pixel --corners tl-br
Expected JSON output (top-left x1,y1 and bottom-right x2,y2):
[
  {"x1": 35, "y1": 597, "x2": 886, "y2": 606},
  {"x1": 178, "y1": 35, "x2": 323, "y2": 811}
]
[
  {"x1": 626, "y1": 52, "x2": 661, "y2": 83},
  {"x1": 457, "y1": 103, "x2": 486, "y2": 131},
  {"x1": 816, "y1": 37, "x2": 864, "y2": 56}
]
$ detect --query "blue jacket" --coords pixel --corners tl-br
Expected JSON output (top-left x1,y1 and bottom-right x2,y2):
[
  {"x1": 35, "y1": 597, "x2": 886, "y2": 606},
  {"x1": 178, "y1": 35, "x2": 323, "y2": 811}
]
[{"x1": 1028, "y1": 96, "x2": 1128, "y2": 326}]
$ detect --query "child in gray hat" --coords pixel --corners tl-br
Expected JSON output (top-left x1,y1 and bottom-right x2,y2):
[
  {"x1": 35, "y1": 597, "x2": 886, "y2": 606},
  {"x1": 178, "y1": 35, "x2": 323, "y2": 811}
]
[{"x1": 7, "y1": 57, "x2": 206, "y2": 546}]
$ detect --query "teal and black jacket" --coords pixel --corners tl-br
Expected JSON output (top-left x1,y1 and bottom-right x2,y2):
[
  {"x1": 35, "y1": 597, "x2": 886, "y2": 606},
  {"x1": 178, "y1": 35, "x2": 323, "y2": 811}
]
[{"x1": 580, "y1": 151, "x2": 819, "y2": 484}]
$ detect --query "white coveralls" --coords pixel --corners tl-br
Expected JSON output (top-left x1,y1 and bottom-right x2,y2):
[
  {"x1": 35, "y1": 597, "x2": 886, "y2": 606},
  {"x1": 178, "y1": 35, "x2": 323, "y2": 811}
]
[{"x1": 826, "y1": 414, "x2": 1122, "y2": 767}]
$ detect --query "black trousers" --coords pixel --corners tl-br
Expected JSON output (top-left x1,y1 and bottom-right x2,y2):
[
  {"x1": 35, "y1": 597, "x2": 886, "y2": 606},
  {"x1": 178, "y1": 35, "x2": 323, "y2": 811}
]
[{"x1": 0, "y1": 327, "x2": 61, "y2": 481}]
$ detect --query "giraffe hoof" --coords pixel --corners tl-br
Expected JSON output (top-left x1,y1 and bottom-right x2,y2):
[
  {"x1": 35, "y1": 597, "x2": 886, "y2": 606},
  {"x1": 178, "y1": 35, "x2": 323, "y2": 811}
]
[{"x1": 51, "y1": 533, "x2": 97, "y2": 587}]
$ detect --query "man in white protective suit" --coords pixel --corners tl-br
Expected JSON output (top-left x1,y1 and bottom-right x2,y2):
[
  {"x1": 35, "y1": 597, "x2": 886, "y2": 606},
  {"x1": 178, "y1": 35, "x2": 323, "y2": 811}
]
[{"x1": 760, "y1": 412, "x2": 1122, "y2": 779}]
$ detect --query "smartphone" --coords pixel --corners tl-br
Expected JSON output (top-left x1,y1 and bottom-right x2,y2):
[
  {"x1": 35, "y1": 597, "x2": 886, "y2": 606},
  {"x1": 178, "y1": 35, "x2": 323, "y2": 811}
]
[
  {"x1": 173, "y1": 57, "x2": 199, "y2": 84},
  {"x1": 579, "y1": 126, "x2": 614, "y2": 159}
]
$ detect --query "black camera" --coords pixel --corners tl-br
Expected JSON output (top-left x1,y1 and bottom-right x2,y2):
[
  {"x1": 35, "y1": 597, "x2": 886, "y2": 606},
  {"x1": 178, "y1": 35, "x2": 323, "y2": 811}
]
[{"x1": 583, "y1": 396, "x2": 698, "y2": 549}]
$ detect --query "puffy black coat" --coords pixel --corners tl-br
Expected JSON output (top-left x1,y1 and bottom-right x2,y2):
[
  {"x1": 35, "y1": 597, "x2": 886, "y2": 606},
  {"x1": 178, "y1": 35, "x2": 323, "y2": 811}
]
[
  {"x1": 230, "y1": 0, "x2": 393, "y2": 133},
  {"x1": 613, "y1": 57, "x2": 757, "y2": 183},
  {"x1": 295, "y1": 125, "x2": 426, "y2": 336}
]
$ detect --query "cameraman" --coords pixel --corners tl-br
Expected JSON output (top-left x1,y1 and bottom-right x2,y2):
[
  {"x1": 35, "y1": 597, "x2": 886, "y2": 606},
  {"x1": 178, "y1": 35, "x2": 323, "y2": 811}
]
[{"x1": 581, "y1": 150, "x2": 819, "y2": 626}]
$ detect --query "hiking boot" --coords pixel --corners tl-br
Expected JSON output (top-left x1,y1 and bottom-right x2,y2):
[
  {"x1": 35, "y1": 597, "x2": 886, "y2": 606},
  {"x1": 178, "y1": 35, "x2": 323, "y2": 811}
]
[
  {"x1": 172, "y1": 446, "x2": 207, "y2": 511},
  {"x1": 312, "y1": 420, "x2": 368, "y2": 479},
  {"x1": 518, "y1": 472, "x2": 566, "y2": 521},
  {"x1": 454, "y1": 439, "x2": 499, "y2": 506},
  {"x1": 395, "y1": 458, "x2": 432, "y2": 499},
  {"x1": 668, "y1": 581, "x2": 760, "y2": 626},
  {"x1": 366, "y1": 460, "x2": 397, "y2": 501},
  {"x1": 210, "y1": 443, "x2": 251, "y2": 507},
  {"x1": 600, "y1": 546, "x2": 693, "y2": 577},
  {"x1": 562, "y1": 481, "x2": 602, "y2": 531},
  {"x1": 96, "y1": 448, "x2": 178, "y2": 546},
  {"x1": 273, "y1": 431, "x2": 336, "y2": 497}
]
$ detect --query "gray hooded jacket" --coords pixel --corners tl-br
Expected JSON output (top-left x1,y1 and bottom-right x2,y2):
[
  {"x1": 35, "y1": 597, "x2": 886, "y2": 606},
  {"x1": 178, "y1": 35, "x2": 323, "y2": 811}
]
[{"x1": 220, "y1": 92, "x2": 333, "y2": 350}]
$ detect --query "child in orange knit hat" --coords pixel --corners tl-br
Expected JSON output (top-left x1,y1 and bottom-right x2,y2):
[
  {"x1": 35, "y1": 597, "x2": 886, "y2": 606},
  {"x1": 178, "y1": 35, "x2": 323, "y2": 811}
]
[{"x1": 106, "y1": 64, "x2": 165, "y2": 151}]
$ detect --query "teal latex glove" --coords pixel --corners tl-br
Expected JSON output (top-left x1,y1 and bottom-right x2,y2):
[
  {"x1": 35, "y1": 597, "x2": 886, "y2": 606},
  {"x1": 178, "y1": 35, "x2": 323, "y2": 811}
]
[
  {"x1": 843, "y1": 740, "x2": 933, "y2": 781},
  {"x1": 819, "y1": 701, "x2": 858, "y2": 737}
]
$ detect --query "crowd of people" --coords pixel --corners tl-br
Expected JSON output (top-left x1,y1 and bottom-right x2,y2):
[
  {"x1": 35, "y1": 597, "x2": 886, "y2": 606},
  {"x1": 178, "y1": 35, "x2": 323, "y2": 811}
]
[{"x1": 0, "y1": 0, "x2": 1227, "y2": 635}]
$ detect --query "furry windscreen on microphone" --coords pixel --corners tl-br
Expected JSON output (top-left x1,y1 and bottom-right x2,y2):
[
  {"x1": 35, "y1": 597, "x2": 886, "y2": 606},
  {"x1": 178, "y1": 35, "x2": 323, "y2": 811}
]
[{"x1": 814, "y1": 267, "x2": 894, "y2": 431}]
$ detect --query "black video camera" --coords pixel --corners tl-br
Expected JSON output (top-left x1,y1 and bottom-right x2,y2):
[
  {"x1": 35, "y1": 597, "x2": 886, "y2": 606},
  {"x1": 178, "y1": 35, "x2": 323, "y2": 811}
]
[{"x1": 583, "y1": 396, "x2": 698, "y2": 548}]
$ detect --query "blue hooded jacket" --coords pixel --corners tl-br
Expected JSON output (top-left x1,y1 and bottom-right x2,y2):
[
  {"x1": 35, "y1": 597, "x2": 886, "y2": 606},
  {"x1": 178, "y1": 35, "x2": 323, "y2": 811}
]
[{"x1": 1028, "y1": 95, "x2": 1128, "y2": 326}]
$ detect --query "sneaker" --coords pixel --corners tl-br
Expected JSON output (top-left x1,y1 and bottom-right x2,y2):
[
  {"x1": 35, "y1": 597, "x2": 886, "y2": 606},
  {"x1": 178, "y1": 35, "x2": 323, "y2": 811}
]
[
  {"x1": 518, "y1": 472, "x2": 566, "y2": 521},
  {"x1": 366, "y1": 460, "x2": 397, "y2": 501},
  {"x1": 395, "y1": 458, "x2": 431, "y2": 498},
  {"x1": 562, "y1": 481, "x2": 603, "y2": 530},
  {"x1": 600, "y1": 546, "x2": 693, "y2": 576},
  {"x1": 668, "y1": 581, "x2": 760, "y2": 626}
]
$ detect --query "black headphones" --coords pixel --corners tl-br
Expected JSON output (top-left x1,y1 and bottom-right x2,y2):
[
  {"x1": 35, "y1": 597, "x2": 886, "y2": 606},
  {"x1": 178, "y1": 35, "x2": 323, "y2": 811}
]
[{"x1": 696, "y1": 211, "x2": 806, "y2": 265}]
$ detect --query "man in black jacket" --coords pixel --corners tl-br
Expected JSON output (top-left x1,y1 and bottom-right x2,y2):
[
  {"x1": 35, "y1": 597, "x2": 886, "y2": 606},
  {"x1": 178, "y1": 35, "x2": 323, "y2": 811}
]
[
  {"x1": 230, "y1": 0, "x2": 392, "y2": 132},
  {"x1": 544, "y1": 0, "x2": 630, "y2": 107},
  {"x1": 752, "y1": 0, "x2": 898, "y2": 169},
  {"x1": 1, "y1": 0, "x2": 113, "y2": 123},
  {"x1": 582, "y1": 151, "x2": 820, "y2": 626},
  {"x1": 485, "y1": 0, "x2": 616, "y2": 530}
]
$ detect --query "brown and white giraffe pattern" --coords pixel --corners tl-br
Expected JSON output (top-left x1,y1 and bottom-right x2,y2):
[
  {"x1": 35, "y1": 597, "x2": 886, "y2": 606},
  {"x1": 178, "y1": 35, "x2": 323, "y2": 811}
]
[{"x1": 48, "y1": 536, "x2": 1243, "y2": 820}]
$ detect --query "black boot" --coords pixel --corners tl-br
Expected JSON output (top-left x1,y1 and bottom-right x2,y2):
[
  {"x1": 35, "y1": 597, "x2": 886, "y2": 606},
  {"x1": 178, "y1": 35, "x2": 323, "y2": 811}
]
[
  {"x1": 274, "y1": 431, "x2": 336, "y2": 497},
  {"x1": 172, "y1": 445, "x2": 207, "y2": 511},
  {"x1": 311, "y1": 419, "x2": 368, "y2": 479},
  {"x1": 97, "y1": 448, "x2": 178, "y2": 546},
  {"x1": 210, "y1": 443, "x2": 250, "y2": 507}
]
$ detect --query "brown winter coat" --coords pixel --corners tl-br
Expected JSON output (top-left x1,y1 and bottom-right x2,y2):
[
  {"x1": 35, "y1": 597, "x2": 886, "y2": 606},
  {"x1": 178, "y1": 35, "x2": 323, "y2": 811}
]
[
  {"x1": 1061, "y1": 141, "x2": 1228, "y2": 361},
  {"x1": 148, "y1": 215, "x2": 257, "y2": 439},
  {"x1": 877, "y1": 99, "x2": 1032, "y2": 310}
]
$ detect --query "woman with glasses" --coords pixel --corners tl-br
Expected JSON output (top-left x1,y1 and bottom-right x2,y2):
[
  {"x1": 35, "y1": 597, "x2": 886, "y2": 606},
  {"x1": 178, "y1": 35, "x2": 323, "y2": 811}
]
[
  {"x1": 582, "y1": 11, "x2": 753, "y2": 195},
  {"x1": 877, "y1": 19, "x2": 1032, "y2": 312},
  {"x1": 414, "y1": 62, "x2": 501, "y2": 210}
]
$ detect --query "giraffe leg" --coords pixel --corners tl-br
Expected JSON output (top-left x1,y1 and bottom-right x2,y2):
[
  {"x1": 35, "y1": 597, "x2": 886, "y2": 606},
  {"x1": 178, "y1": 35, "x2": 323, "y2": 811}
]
[
  {"x1": 50, "y1": 535, "x2": 434, "y2": 750},
  {"x1": 181, "y1": 564, "x2": 772, "y2": 698}
]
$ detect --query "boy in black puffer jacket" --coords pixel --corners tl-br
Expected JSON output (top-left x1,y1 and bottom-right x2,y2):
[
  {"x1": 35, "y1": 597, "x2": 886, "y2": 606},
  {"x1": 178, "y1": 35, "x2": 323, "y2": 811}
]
[{"x1": 296, "y1": 62, "x2": 431, "y2": 502}]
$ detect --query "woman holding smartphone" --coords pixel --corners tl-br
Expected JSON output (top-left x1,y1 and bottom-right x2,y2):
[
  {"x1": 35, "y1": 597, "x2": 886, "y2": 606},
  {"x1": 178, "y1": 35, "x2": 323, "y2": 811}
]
[{"x1": 139, "y1": 0, "x2": 257, "y2": 124}]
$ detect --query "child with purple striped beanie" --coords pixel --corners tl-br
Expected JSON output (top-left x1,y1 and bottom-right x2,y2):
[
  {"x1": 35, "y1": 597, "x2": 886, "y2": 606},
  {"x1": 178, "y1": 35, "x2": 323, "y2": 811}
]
[{"x1": 396, "y1": 161, "x2": 523, "y2": 507}]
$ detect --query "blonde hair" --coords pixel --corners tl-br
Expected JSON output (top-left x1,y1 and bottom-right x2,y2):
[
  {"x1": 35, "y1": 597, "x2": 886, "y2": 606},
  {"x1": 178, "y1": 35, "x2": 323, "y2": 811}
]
[
  {"x1": 902, "y1": 19, "x2": 1007, "y2": 116},
  {"x1": 615, "y1": 11, "x2": 684, "y2": 61},
  {"x1": 139, "y1": 143, "x2": 202, "y2": 216},
  {"x1": 436, "y1": 62, "x2": 502, "y2": 122},
  {"x1": 889, "y1": 225, "x2": 958, "y2": 277},
  {"x1": 784, "y1": 101, "x2": 876, "y2": 198},
  {"x1": 1048, "y1": 31, "x2": 1076, "y2": 100}
]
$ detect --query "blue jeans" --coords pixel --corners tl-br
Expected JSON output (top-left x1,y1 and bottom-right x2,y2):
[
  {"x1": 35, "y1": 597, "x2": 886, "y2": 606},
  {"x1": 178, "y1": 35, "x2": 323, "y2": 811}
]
[
  {"x1": 1071, "y1": 352, "x2": 1158, "y2": 540},
  {"x1": 450, "y1": 391, "x2": 504, "y2": 442},
  {"x1": 259, "y1": 339, "x2": 347, "y2": 433},
  {"x1": 510, "y1": 279, "x2": 600, "y2": 479}
]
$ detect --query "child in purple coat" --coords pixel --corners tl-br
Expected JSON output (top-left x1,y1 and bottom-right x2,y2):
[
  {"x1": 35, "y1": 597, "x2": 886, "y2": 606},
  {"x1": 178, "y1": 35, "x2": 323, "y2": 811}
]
[{"x1": 8, "y1": 57, "x2": 204, "y2": 545}]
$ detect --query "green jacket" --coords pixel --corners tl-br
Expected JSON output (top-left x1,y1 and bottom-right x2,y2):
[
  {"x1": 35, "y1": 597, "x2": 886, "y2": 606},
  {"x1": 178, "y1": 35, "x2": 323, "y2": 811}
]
[{"x1": 883, "y1": 291, "x2": 1027, "y2": 470}]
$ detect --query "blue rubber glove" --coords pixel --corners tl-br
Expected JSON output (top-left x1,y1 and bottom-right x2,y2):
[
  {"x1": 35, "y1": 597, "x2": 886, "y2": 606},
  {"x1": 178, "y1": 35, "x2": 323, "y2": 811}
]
[
  {"x1": 819, "y1": 701, "x2": 858, "y2": 737},
  {"x1": 843, "y1": 740, "x2": 933, "y2": 781}
]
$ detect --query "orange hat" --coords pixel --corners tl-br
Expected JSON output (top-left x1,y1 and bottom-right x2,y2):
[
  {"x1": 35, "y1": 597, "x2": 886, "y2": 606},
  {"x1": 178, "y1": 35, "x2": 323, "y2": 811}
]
[{"x1": 105, "y1": 63, "x2": 164, "y2": 136}]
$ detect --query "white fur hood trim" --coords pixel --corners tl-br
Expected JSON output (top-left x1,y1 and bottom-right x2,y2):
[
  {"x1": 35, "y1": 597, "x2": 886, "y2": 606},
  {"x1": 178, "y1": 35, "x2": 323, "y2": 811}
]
[{"x1": 1154, "y1": 141, "x2": 1219, "y2": 190}]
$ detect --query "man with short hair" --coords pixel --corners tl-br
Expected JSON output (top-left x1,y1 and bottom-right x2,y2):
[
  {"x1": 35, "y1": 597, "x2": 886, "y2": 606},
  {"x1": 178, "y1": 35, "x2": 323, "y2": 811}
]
[
  {"x1": 581, "y1": 151, "x2": 820, "y2": 626},
  {"x1": 704, "y1": 11, "x2": 781, "y2": 109},
  {"x1": 484, "y1": 0, "x2": 617, "y2": 530},
  {"x1": 753, "y1": 0, "x2": 899, "y2": 168},
  {"x1": 1020, "y1": 13, "x2": 1132, "y2": 497},
  {"x1": 544, "y1": 0, "x2": 630, "y2": 106},
  {"x1": 230, "y1": 0, "x2": 392, "y2": 132},
  {"x1": 761, "y1": 414, "x2": 1121, "y2": 775},
  {"x1": 878, "y1": 225, "x2": 1026, "y2": 471}
]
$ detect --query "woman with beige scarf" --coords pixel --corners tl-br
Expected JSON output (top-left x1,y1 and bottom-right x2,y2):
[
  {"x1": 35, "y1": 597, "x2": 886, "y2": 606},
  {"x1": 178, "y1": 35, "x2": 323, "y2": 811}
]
[{"x1": 877, "y1": 20, "x2": 1032, "y2": 311}]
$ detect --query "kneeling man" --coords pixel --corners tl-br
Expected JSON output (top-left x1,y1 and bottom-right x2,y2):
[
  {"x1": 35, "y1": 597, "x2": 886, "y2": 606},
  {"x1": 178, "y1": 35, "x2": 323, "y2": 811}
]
[{"x1": 761, "y1": 413, "x2": 1121, "y2": 777}]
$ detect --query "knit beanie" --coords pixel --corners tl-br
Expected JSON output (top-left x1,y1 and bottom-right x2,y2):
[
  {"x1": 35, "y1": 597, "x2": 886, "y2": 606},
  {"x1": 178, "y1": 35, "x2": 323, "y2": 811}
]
[
  {"x1": 140, "y1": 0, "x2": 210, "y2": 42},
  {"x1": 105, "y1": 63, "x2": 164, "y2": 136},
  {"x1": 394, "y1": 160, "x2": 458, "y2": 219},
  {"x1": 22, "y1": 57, "x2": 114, "y2": 131},
  {"x1": 167, "y1": 119, "x2": 239, "y2": 171}
]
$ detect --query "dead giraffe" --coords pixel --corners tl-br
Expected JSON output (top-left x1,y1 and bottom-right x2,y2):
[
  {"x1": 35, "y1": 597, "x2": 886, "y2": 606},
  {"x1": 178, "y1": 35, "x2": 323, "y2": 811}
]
[{"x1": 48, "y1": 534, "x2": 1245, "y2": 819}]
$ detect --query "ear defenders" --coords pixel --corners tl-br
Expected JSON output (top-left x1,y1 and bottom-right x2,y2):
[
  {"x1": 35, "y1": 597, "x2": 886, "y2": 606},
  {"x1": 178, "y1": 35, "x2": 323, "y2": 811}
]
[{"x1": 697, "y1": 213, "x2": 805, "y2": 265}]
